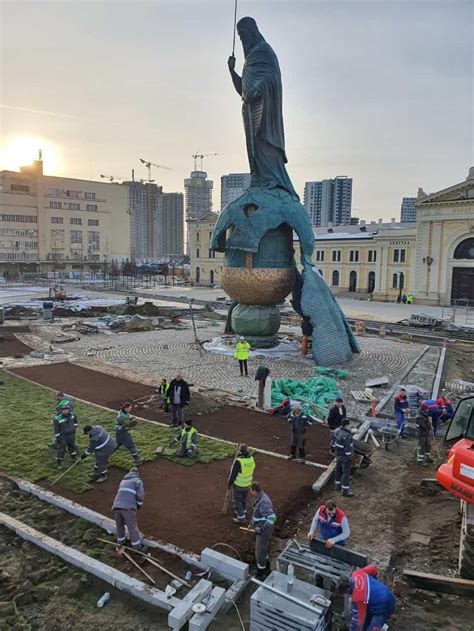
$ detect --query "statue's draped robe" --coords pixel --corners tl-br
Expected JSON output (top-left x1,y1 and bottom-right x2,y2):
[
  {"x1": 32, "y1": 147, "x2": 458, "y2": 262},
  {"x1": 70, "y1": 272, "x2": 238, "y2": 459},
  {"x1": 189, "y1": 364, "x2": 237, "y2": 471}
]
[{"x1": 242, "y1": 41, "x2": 298, "y2": 200}]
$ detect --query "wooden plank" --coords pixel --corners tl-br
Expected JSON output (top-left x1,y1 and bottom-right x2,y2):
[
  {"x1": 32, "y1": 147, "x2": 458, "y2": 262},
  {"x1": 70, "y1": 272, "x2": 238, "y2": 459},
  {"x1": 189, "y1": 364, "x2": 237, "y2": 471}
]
[{"x1": 403, "y1": 569, "x2": 474, "y2": 597}]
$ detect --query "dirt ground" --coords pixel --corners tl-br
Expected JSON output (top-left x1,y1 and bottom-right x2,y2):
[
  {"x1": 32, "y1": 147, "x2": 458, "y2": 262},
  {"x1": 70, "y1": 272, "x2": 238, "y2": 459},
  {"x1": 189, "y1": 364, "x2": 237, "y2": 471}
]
[
  {"x1": 12, "y1": 362, "x2": 334, "y2": 464},
  {"x1": 0, "y1": 331, "x2": 32, "y2": 357}
]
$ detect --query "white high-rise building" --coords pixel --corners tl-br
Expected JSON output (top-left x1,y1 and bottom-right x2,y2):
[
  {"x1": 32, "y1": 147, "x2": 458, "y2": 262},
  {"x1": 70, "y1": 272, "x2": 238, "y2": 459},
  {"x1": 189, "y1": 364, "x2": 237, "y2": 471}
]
[
  {"x1": 220, "y1": 173, "x2": 250, "y2": 210},
  {"x1": 304, "y1": 176, "x2": 352, "y2": 227},
  {"x1": 184, "y1": 171, "x2": 213, "y2": 220},
  {"x1": 400, "y1": 196, "x2": 417, "y2": 222}
]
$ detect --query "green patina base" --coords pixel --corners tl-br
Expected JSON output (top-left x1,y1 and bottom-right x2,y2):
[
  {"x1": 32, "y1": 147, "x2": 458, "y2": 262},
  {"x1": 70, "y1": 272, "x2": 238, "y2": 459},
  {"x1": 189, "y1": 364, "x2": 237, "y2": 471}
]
[{"x1": 231, "y1": 303, "x2": 281, "y2": 347}]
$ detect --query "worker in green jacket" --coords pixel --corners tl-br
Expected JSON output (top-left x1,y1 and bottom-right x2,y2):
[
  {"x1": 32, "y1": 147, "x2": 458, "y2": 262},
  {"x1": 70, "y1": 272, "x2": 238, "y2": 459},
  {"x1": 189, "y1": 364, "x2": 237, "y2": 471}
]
[{"x1": 234, "y1": 336, "x2": 251, "y2": 377}]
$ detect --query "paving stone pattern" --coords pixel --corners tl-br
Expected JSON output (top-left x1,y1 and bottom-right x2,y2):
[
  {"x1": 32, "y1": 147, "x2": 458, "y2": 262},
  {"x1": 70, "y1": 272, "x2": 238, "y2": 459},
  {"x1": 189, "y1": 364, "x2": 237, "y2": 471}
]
[{"x1": 64, "y1": 322, "x2": 427, "y2": 415}]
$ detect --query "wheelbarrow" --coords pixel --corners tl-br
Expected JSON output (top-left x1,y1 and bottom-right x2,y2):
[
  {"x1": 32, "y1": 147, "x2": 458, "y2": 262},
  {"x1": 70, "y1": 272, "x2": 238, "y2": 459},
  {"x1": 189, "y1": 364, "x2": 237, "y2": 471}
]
[
  {"x1": 351, "y1": 438, "x2": 376, "y2": 474},
  {"x1": 380, "y1": 426, "x2": 401, "y2": 451}
]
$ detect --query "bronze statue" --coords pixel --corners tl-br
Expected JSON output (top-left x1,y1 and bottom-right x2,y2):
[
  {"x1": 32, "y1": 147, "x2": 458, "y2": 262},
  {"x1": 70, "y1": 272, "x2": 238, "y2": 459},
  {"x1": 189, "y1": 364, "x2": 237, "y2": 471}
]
[{"x1": 227, "y1": 17, "x2": 298, "y2": 200}]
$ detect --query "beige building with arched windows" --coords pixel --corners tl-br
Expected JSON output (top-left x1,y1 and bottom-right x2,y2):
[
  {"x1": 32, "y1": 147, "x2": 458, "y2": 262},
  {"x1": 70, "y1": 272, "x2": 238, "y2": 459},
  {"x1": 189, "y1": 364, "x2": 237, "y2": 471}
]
[{"x1": 188, "y1": 168, "x2": 474, "y2": 305}]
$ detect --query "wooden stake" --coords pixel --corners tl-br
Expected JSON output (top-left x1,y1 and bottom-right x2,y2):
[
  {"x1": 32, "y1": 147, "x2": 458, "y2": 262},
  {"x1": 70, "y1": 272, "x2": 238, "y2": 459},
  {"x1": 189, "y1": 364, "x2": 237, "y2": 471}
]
[
  {"x1": 97, "y1": 538, "x2": 190, "y2": 587},
  {"x1": 121, "y1": 549, "x2": 156, "y2": 585}
]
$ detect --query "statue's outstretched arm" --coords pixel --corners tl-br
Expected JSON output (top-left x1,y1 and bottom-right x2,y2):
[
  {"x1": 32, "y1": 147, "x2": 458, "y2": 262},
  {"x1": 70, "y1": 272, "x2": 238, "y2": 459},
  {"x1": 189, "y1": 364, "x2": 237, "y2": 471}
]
[{"x1": 228, "y1": 55, "x2": 242, "y2": 96}]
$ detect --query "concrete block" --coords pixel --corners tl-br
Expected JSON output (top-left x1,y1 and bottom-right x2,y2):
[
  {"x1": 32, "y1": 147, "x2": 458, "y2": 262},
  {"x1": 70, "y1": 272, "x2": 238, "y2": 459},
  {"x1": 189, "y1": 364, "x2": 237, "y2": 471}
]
[
  {"x1": 188, "y1": 585, "x2": 226, "y2": 630},
  {"x1": 168, "y1": 579, "x2": 213, "y2": 629},
  {"x1": 201, "y1": 548, "x2": 249, "y2": 581}
]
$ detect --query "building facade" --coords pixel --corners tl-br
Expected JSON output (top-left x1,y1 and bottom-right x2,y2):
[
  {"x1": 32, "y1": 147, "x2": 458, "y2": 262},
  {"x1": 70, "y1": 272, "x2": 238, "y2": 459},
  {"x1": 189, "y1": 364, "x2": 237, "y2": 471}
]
[
  {"x1": 0, "y1": 158, "x2": 130, "y2": 276},
  {"x1": 400, "y1": 196, "x2": 417, "y2": 222},
  {"x1": 127, "y1": 180, "x2": 162, "y2": 261},
  {"x1": 188, "y1": 211, "x2": 223, "y2": 286},
  {"x1": 220, "y1": 173, "x2": 250, "y2": 210},
  {"x1": 161, "y1": 192, "x2": 184, "y2": 255},
  {"x1": 184, "y1": 171, "x2": 213, "y2": 220},
  {"x1": 189, "y1": 168, "x2": 474, "y2": 304},
  {"x1": 303, "y1": 176, "x2": 352, "y2": 227}
]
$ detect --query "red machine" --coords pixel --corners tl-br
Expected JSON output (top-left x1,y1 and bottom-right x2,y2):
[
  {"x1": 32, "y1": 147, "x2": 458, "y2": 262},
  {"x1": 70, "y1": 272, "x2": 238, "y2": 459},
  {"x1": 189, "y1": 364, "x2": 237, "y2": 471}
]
[
  {"x1": 436, "y1": 395, "x2": 474, "y2": 579},
  {"x1": 436, "y1": 396, "x2": 474, "y2": 504}
]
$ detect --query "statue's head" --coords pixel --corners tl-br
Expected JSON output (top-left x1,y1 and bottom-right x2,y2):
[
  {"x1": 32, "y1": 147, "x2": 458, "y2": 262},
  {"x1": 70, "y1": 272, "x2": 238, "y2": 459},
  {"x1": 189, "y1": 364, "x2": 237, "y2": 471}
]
[{"x1": 237, "y1": 16, "x2": 264, "y2": 55}]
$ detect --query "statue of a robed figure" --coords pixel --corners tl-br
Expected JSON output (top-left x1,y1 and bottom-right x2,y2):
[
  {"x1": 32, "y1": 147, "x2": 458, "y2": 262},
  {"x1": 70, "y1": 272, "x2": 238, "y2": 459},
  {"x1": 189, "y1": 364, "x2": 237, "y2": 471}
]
[{"x1": 211, "y1": 17, "x2": 359, "y2": 364}]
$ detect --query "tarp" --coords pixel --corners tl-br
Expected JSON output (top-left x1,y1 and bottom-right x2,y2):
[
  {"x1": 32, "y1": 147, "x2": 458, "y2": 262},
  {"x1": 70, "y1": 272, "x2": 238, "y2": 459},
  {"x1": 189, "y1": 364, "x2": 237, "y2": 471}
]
[{"x1": 271, "y1": 374, "x2": 343, "y2": 418}]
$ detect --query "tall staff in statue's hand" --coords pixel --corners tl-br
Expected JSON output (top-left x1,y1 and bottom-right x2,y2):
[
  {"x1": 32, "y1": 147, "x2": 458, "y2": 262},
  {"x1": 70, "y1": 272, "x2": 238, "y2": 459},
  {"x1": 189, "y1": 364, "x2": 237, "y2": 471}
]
[{"x1": 232, "y1": 0, "x2": 238, "y2": 57}]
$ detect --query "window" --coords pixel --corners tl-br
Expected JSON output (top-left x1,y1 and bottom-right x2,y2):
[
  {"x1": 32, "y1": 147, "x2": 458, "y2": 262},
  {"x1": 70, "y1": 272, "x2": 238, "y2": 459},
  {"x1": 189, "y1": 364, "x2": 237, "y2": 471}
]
[
  {"x1": 84, "y1": 192, "x2": 96, "y2": 200},
  {"x1": 51, "y1": 217, "x2": 63, "y2": 224},
  {"x1": 332, "y1": 250, "x2": 341, "y2": 262},
  {"x1": 0, "y1": 214, "x2": 37, "y2": 223},
  {"x1": 11, "y1": 184, "x2": 30, "y2": 193},
  {"x1": 196, "y1": 232, "x2": 200, "y2": 242},
  {"x1": 392, "y1": 273, "x2": 398, "y2": 289},
  {"x1": 48, "y1": 188, "x2": 61, "y2": 196},
  {"x1": 86, "y1": 204, "x2": 98, "y2": 212},
  {"x1": 349, "y1": 250, "x2": 359, "y2": 262},
  {"x1": 332, "y1": 270, "x2": 340, "y2": 286},
  {"x1": 393, "y1": 249, "x2": 399, "y2": 263},
  {"x1": 196, "y1": 248, "x2": 200, "y2": 258},
  {"x1": 70, "y1": 230, "x2": 83, "y2": 244},
  {"x1": 51, "y1": 229, "x2": 65, "y2": 243},
  {"x1": 88, "y1": 219, "x2": 99, "y2": 226},
  {"x1": 315, "y1": 250, "x2": 325, "y2": 262},
  {"x1": 368, "y1": 250, "x2": 377, "y2": 262},
  {"x1": 70, "y1": 218, "x2": 82, "y2": 225},
  {"x1": 454, "y1": 238, "x2": 474, "y2": 259},
  {"x1": 50, "y1": 201, "x2": 62, "y2": 209},
  {"x1": 400, "y1": 249, "x2": 406, "y2": 263},
  {"x1": 87, "y1": 231, "x2": 100, "y2": 251},
  {"x1": 208, "y1": 249, "x2": 216, "y2": 259},
  {"x1": 399, "y1": 272, "x2": 404, "y2": 289},
  {"x1": 66, "y1": 190, "x2": 80, "y2": 197},
  {"x1": 68, "y1": 203, "x2": 80, "y2": 210}
]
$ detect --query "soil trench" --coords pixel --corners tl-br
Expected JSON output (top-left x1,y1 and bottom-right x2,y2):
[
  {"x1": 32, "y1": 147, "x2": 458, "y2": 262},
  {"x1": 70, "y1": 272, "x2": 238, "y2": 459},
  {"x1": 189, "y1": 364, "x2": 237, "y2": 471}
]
[
  {"x1": 12, "y1": 362, "x2": 334, "y2": 464},
  {"x1": 0, "y1": 331, "x2": 32, "y2": 357}
]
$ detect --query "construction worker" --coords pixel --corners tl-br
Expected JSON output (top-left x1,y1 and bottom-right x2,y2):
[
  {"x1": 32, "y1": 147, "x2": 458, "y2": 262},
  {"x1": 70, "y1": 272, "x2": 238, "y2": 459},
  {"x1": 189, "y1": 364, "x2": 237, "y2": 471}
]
[
  {"x1": 327, "y1": 397, "x2": 347, "y2": 430},
  {"x1": 422, "y1": 399, "x2": 441, "y2": 436},
  {"x1": 333, "y1": 418, "x2": 354, "y2": 497},
  {"x1": 287, "y1": 403, "x2": 312, "y2": 463},
  {"x1": 416, "y1": 403, "x2": 433, "y2": 466},
  {"x1": 112, "y1": 467, "x2": 147, "y2": 551},
  {"x1": 337, "y1": 565, "x2": 396, "y2": 631},
  {"x1": 174, "y1": 419, "x2": 198, "y2": 458},
  {"x1": 55, "y1": 391, "x2": 74, "y2": 412},
  {"x1": 53, "y1": 404, "x2": 78, "y2": 467},
  {"x1": 307, "y1": 499, "x2": 350, "y2": 547},
  {"x1": 81, "y1": 425, "x2": 117, "y2": 483},
  {"x1": 227, "y1": 444, "x2": 256, "y2": 524},
  {"x1": 437, "y1": 396, "x2": 454, "y2": 424},
  {"x1": 234, "y1": 336, "x2": 251, "y2": 377},
  {"x1": 393, "y1": 387, "x2": 409, "y2": 436},
  {"x1": 168, "y1": 372, "x2": 190, "y2": 427},
  {"x1": 115, "y1": 402, "x2": 141, "y2": 465},
  {"x1": 157, "y1": 378, "x2": 170, "y2": 413},
  {"x1": 250, "y1": 482, "x2": 276, "y2": 579}
]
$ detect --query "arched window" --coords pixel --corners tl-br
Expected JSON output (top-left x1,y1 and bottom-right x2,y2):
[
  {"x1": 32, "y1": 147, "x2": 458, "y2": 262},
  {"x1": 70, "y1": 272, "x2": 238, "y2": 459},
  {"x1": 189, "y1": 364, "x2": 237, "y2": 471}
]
[
  {"x1": 209, "y1": 270, "x2": 214, "y2": 284},
  {"x1": 392, "y1": 273, "x2": 398, "y2": 289},
  {"x1": 368, "y1": 271, "x2": 375, "y2": 293},
  {"x1": 349, "y1": 271, "x2": 357, "y2": 292},
  {"x1": 454, "y1": 238, "x2": 474, "y2": 259},
  {"x1": 399, "y1": 272, "x2": 404, "y2": 290},
  {"x1": 332, "y1": 270, "x2": 340, "y2": 287},
  {"x1": 196, "y1": 248, "x2": 200, "y2": 259},
  {"x1": 196, "y1": 266, "x2": 200, "y2": 283}
]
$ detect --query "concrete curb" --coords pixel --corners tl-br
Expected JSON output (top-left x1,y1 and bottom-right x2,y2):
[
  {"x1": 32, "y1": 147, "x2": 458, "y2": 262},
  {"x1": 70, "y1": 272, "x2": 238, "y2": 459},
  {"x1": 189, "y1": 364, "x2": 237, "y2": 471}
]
[
  {"x1": 0, "y1": 510, "x2": 181, "y2": 612},
  {"x1": 431, "y1": 345, "x2": 447, "y2": 400}
]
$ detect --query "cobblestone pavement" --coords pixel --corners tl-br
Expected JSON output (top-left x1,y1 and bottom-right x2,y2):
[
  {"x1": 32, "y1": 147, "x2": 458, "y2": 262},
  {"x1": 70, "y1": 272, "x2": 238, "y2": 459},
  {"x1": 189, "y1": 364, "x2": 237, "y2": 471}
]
[{"x1": 59, "y1": 321, "x2": 428, "y2": 415}]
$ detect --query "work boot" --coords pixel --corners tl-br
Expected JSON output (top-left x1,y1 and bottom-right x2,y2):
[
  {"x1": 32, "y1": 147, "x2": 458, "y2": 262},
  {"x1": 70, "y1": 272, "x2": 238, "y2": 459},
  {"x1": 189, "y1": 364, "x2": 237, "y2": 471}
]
[
  {"x1": 342, "y1": 490, "x2": 354, "y2": 497},
  {"x1": 232, "y1": 517, "x2": 246, "y2": 525},
  {"x1": 134, "y1": 456, "x2": 143, "y2": 466},
  {"x1": 255, "y1": 568, "x2": 266, "y2": 580},
  {"x1": 334, "y1": 483, "x2": 342, "y2": 491},
  {"x1": 95, "y1": 474, "x2": 108, "y2": 484},
  {"x1": 288, "y1": 454, "x2": 296, "y2": 460},
  {"x1": 417, "y1": 461, "x2": 428, "y2": 467},
  {"x1": 56, "y1": 458, "x2": 63, "y2": 468},
  {"x1": 299, "y1": 458, "x2": 306, "y2": 465}
]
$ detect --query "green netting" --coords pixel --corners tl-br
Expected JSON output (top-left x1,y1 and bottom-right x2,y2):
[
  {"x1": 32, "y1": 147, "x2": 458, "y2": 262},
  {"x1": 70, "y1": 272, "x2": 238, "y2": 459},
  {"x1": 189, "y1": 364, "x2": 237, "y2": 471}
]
[
  {"x1": 315, "y1": 367, "x2": 348, "y2": 379},
  {"x1": 271, "y1": 373, "x2": 343, "y2": 419}
]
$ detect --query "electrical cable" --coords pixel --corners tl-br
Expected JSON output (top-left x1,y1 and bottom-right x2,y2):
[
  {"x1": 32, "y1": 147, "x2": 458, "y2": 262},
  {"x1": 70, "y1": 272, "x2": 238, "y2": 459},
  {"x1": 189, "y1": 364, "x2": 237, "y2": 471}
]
[
  {"x1": 230, "y1": 598, "x2": 246, "y2": 631},
  {"x1": 210, "y1": 542, "x2": 243, "y2": 561}
]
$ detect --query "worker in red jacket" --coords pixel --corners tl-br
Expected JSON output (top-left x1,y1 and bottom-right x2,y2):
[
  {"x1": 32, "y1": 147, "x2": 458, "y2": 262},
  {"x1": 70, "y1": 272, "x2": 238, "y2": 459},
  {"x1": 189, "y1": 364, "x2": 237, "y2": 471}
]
[{"x1": 338, "y1": 565, "x2": 396, "y2": 631}]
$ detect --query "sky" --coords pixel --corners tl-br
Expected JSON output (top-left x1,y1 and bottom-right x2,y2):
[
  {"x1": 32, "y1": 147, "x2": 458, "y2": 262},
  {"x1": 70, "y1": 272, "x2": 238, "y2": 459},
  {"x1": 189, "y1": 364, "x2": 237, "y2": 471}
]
[{"x1": 1, "y1": 0, "x2": 473, "y2": 220}]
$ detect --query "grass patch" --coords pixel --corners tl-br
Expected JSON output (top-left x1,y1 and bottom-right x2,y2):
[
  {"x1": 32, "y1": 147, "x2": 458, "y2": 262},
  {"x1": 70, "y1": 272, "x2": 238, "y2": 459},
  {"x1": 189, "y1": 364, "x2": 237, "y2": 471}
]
[{"x1": 0, "y1": 372, "x2": 235, "y2": 493}]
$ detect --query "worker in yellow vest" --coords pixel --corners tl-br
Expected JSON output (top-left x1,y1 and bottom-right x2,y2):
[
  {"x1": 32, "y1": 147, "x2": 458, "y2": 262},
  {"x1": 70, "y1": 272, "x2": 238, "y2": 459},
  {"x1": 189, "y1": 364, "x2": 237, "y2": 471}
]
[
  {"x1": 227, "y1": 444, "x2": 256, "y2": 524},
  {"x1": 174, "y1": 419, "x2": 198, "y2": 458},
  {"x1": 234, "y1": 336, "x2": 251, "y2": 376}
]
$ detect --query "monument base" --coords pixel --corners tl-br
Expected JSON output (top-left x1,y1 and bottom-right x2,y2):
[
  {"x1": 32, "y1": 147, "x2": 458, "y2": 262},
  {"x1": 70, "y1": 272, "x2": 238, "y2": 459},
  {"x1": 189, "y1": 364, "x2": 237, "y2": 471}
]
[{"x1": 231, "y1": 303, "x2": 281, "y2": 348}]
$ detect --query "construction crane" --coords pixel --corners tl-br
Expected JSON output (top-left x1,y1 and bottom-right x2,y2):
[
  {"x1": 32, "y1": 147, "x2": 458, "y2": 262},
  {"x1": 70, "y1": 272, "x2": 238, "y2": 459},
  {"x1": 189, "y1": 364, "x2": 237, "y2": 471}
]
[
  {"x1": 100, "y1": 174, "x2": 123, "y2": 182},
  {"x1": 192, "y1": 151, "x2": 221, "y2": 171},
  {"x1": 139, "y1": 158, "x2": 172, "y2": 183}
]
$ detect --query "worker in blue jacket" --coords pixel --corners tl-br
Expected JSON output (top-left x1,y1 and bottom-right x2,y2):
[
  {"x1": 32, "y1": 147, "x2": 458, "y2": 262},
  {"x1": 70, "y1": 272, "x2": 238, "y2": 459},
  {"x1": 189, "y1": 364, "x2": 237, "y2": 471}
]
[
  {"x1": 307, "y1": 499, "x2": 350, "y2": 547},
  {"x1": 338, "y1": 565, "x2": 396, "y2": 631}
]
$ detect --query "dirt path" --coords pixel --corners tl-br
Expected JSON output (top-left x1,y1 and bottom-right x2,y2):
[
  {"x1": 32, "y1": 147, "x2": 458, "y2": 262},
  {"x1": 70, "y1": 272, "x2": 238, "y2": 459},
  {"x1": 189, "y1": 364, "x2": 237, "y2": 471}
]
[
  {"x1": 0, "y1": 331, "x2": 32, "y2": 357},
  {"x1": 12, "y1": 362, "x2": 333, "y2": 464}
]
